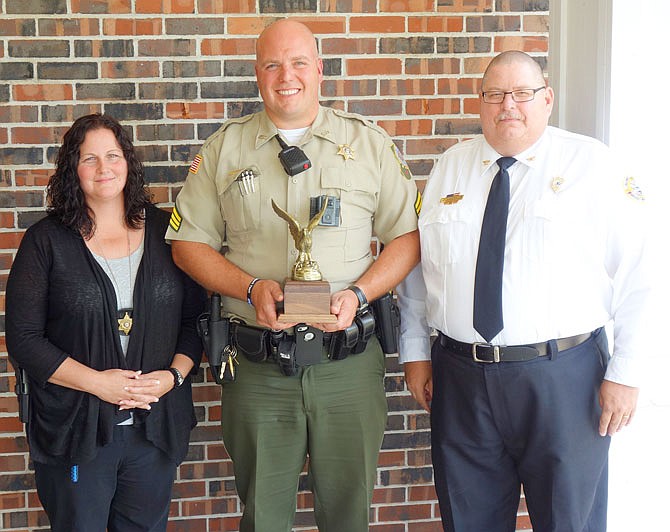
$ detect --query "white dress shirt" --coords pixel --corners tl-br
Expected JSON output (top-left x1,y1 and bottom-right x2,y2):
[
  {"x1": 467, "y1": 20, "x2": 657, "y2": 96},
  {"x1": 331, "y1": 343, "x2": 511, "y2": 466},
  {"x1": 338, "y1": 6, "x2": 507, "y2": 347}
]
[{"x1": 398, "y1": 127, "x2": 652, "y2": 386}]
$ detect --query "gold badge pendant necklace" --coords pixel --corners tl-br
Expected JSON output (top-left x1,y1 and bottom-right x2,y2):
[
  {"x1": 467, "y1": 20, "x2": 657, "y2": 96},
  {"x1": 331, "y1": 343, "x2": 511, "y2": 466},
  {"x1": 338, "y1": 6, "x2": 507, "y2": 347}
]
[{"x1": 97, "y1": 230, "x2": 133, "y2": 335}]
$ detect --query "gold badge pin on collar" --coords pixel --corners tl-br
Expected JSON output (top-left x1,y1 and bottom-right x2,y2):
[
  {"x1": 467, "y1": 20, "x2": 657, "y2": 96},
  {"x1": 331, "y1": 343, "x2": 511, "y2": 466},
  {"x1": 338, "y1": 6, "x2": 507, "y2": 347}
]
[
  {"x1": 551, "y1": 176, "x2": 564, "y2": 193},
  {"x1": 337, "y1": 144, "x2": 355, "y2": 161},
  {"x1": 440, "y1": 193, "x2": 464, "y2": 205}
]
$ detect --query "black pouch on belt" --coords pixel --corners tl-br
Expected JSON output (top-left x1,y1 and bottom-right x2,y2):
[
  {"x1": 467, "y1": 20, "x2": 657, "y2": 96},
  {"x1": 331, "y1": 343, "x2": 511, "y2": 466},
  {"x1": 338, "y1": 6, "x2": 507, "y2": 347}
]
[
  {"x1": 294, "y1": 325, "x2": 323, "y2": 366},
  {"x1": 351, "y1": 307, "x2": 376, "y2": 354},
  {"x1": 233, "y1": 324, "x2": 269, "y2": 363},
  {"x1": 328, "y1": 323, "x2": 359, "y2": 360}
]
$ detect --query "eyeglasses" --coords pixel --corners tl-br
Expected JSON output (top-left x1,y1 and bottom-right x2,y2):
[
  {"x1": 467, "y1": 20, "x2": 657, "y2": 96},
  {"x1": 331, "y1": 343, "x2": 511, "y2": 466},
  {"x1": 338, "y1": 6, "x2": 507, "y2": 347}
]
[{"x1": 481, "y1": 87, "x2": 546, "y2": 104}]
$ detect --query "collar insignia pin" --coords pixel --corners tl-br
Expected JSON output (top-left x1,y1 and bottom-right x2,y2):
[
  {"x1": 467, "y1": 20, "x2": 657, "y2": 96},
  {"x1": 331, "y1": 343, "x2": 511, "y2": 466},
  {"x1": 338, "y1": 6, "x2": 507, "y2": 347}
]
[
  {"x1": 551, "y1": 176, "x2": 564, "y2": 193},
  {"x1": 337, "y1": 144, "x2": 355, "y2": 161}
]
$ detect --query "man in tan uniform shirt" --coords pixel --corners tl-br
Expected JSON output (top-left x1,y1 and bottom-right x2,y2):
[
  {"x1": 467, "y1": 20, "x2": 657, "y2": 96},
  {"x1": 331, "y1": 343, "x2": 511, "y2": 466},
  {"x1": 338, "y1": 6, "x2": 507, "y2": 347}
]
[{"x1": 166, "y1": 19, "x2": 420, "y2": 531}]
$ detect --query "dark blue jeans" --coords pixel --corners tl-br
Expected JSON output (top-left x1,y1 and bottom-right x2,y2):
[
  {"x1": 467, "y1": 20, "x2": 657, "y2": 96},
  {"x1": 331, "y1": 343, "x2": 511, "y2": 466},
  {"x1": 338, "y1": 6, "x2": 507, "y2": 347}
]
[{"x1": 34, "y1": 424, "x2": 176, "y2": 532}]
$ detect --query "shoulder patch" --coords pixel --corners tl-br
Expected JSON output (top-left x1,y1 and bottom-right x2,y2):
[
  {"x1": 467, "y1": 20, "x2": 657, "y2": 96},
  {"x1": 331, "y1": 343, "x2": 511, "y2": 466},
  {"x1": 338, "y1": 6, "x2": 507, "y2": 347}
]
[
  {"x1": 391, "y1": 144, "x2": 412, "y2": 180},
  {"x1": 414, "y1": 190, "x2": 422, "y2": 216},
  {"x1": 624, "y1": 176, "x2": 645, "y2": 201},
  {"x1": 189, "y1": 154, "x2": 202, "y2": 175},
  {"x1": 169, "y1": 206, "x2": 182, "y2": 232}
]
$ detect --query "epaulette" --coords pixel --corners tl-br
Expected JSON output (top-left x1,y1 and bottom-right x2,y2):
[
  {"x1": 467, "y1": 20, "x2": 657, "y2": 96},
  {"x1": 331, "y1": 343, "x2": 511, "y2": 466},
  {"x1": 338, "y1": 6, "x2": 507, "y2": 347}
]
[
  {"x1": 329, "y1": 108, "x2": 392, "y2": 139},
  {"x1": 200, "y1": 113, "x2": 257, "y2": 149}
]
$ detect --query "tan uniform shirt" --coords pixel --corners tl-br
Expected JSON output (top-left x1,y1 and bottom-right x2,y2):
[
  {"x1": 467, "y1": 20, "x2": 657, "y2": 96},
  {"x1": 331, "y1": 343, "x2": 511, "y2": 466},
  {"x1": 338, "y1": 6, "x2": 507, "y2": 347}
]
[{"x1": 166, "y1": 106, "x2": 420, "y2": 324}]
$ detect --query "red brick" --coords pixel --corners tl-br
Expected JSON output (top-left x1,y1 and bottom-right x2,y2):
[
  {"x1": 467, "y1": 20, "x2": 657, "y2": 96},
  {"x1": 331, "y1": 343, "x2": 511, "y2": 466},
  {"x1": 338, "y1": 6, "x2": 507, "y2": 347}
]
[
  {"x1": 0, "y1": 454, "x2": 26, "y2": 472},
  {"x1": 171, "y1": 480, "x2": 207, "y2": 499},
  {"x1": 201, "y1": 38, "x2": 255, "y2": 55},
  {"x1": 321, "y1": 0, "x2": 376, "y2": 13},
  {"x1": 38, "y1": 18, "x2": 100, "y2": 36},
  {"x1": 166, "y1": 102, "x2": 226, "y2": 119},
  {"x1": 406, "y1": 98, "x2": 460, "y2": 116},
  {"x1": 405, "y1": 58, "x2": 460, "y2": 75},
  {"x1": 408, "y1": 484, "x2": 438, "y2": 502},
  {"x1": 350, "y1": 16, "x2": 405, "y2": 33},
  {"x1": 0, "y1": 492, "x2": 25, "y2": 510},
  {"x1": 377, "y1": 450, "x2": 405, "y2": 467},
  {"x1": 378, "y1": 502, "x2": 432, "y2": 521},
  {"x1": 409, "y1": 16, "x2": 464, "y2": 33},
  {"x1": 0, "y1": 416, "x2": 23, "y2": 433},
  {"x1": 347, "y1": 58, "x2": 402, "y2": 76},
  {"x1": 377, "y1": 119, "x2": 432, "y2": 136},
  {"x1": 0, "y1": 435, "x2": 28, "y2": 454},
  {"x1": 191, "y1": 385, "x2": 221, "y2": 402},
  {"x1": 464, "y1": 96, "x2": 480, "y2": 114},
  {"x1": 381, "y1": 79, "x2": 436, "y2": 96},
  {"x1": 369, "y1": 524, "x2": 405, "y2": 532},
  {"x1": 494, "y1": 35, "x2": 549, "y2": 52},
  {"x1": 12, "y1": 126, "x2": 69, "y2": 145},
  {"x1": 294, "y1": 17, "x2": 347, "y2": 35},
  {"x1": 15, "y1": 170, "x2": 51, "y2": 187},
  {"x1": 13, "y1": 84, "x2": 74, "y2": 102},
  {"x1": 516, "y1": 514, "x2": 533, "y2": 529},
  {"x1": 199, "y1": 0, "x2": 255, "y2": 13},
  {"x1": 136, "y1": 0, "x2": 195, "y2": 13},
  {"x1": 72, "y1": 0, "x2": 132, "y2": 13},
  {"x1": 321, "y1": 37, "x2": 376, "y2": 54},
  {"x1": 407, "y1": 522, "x2": 443, "y2": 532},
  {"x1": 372, "y1": 487, "x2": 406, "y2": 504},
  {"x1": 101, "y1": 60, "x2": 160, "y2": 79},
  {"x1": 0, "y1": 106, "x2": 38, "y2": 123},
  {"x1": 0, "y1": 212, "x2": 14, "y2": 229},
  {"x1": 524, "y1": 14, "x2": 550, "y2": 32},
  {"x1": 438, "y1": 0, "x2": 493, "y2": 12},
  {"x1": 407, "y1": 447, "x2": 433, "y2": 466},
  {"x1": 0, "y1": 231, "x2": 25, "y2": 250},
  {"x1": 380, "y1": 0, "x2": 433, "y2": 11},
  {"x1": 103, "y1": 18, "x2": 162, "y2": 35}
]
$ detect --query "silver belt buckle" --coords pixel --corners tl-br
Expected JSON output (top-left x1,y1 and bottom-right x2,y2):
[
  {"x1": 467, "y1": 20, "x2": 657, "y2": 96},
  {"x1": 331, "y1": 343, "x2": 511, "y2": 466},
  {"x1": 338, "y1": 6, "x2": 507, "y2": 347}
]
[{"x1": 472, "y1": 343, "x2": 501, "y2": 363}]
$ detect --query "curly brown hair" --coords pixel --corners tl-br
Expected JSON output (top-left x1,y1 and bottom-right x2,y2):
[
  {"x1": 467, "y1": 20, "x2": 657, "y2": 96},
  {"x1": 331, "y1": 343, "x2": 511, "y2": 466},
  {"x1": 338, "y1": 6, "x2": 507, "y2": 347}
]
[{"x1": 46, "y1": 113, "x2": 151, "y2": 238}]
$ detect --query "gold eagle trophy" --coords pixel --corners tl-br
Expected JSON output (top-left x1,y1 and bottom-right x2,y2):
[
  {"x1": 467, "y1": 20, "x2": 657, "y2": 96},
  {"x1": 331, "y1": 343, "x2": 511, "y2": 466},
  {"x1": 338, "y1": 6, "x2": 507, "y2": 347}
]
[{"x1": 271, "y1": 199, "x2": 337, "y2": 323}]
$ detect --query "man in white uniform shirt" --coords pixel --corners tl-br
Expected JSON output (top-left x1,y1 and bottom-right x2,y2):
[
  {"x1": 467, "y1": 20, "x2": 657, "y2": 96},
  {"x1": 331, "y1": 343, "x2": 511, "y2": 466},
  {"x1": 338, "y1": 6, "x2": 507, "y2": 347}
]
[{"x1": 398, "y1": 51, "x2": 651, "y2": 531}]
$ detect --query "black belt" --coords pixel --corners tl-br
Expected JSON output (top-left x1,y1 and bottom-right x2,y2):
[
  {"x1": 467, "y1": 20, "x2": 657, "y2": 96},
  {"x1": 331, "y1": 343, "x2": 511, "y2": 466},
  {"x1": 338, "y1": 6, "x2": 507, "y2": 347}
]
[{"x1": 438, "y1": 331, "x2": 593, "y2": 363}]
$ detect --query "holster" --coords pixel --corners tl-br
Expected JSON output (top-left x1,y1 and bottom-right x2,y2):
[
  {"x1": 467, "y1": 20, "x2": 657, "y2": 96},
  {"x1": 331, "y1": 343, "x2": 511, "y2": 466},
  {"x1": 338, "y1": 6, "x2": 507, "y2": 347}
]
[
  {"x1": 197, "y1": 294, "x2": 231, "y2": 384},
  {"x1": 371, "y1": 292, "x2": 401, "y2": 354}
]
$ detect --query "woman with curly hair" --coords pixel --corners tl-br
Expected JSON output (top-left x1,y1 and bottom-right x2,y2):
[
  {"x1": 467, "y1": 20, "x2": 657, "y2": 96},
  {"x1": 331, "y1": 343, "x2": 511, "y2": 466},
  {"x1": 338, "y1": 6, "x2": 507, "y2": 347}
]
[{"x1": 6, "y1": 113, "x2": 206, "y2": 531}]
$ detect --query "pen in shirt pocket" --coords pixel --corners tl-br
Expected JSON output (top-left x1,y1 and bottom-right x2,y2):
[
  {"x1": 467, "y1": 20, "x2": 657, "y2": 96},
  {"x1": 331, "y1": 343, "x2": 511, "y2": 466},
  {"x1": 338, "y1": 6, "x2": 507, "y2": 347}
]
[{"x1": 71, "y1": 464, "x2": 78, "y2": 483}]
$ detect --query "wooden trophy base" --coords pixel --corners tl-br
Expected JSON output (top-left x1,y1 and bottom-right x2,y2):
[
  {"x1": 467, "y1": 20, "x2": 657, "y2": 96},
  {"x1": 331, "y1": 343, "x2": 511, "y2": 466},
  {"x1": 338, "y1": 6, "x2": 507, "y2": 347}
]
[{"x1": 278, "y1": 279, "x2": 337, "y2": 323}]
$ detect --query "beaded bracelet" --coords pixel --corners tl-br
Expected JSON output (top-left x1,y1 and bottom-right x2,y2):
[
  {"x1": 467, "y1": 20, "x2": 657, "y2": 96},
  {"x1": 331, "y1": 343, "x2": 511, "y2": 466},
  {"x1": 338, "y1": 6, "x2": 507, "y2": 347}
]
[{"x1": 247, "y1": 277, "x2": 261, "y2": 306}]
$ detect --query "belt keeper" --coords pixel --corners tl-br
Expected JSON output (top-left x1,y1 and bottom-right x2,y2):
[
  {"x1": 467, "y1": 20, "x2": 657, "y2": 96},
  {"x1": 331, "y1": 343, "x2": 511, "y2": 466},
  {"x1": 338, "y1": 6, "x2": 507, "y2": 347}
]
[{"x1": 247, "y1": 277, "x2": 261, "y2": 306}]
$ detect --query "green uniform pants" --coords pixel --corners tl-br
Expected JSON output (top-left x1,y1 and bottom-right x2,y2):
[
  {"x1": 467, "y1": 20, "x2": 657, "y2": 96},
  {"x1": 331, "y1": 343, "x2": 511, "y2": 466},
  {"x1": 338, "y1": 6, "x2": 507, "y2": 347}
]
[{"x1": 221, "y1": 339, "x2": 387, "y2": 532}]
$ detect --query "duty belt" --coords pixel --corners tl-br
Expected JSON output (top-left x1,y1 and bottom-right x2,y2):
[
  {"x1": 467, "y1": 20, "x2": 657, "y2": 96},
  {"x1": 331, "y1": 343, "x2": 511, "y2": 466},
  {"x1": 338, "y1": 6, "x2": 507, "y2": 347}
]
[{"x1": 438, "y1": 331, "x2": 593, "y2": 363}]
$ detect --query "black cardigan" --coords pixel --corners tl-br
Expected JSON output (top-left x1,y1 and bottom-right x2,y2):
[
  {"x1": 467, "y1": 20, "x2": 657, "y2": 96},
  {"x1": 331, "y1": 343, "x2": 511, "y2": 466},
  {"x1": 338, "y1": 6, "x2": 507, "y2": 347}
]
[{"x1": 6, "y1": 205, "x2": 206, "y2": 465}]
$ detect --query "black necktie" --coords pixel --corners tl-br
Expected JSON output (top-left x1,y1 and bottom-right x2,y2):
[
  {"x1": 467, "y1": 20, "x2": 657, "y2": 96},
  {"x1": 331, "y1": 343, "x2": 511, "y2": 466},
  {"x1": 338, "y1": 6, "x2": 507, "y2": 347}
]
[{"x1": 473, "y1": 156, "x2": 516, "y2": 342}]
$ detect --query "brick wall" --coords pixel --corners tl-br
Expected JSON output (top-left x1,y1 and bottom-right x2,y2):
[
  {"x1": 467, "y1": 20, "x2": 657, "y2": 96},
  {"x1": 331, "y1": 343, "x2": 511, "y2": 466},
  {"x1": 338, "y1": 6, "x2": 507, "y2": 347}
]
[{"x1": 0, "y1": 1, "x2": 548, "y2": 530}]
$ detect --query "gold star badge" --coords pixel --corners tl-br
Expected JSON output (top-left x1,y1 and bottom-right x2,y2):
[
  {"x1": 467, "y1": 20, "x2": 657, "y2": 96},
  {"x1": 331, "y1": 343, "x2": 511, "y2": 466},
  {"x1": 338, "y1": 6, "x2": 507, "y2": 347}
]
[
  {"x1": 551, "y1": 176, "x2": 564, "y2": 193},
  {"x1": 440, "y1": 193, "x2": 464, "y2": 205},
  {"x1": 118, "y1": 311, "x2": 133, "y2": 336},
  {"x1": 337, "y1": 144, "x2": 355, "y2": 161}
]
